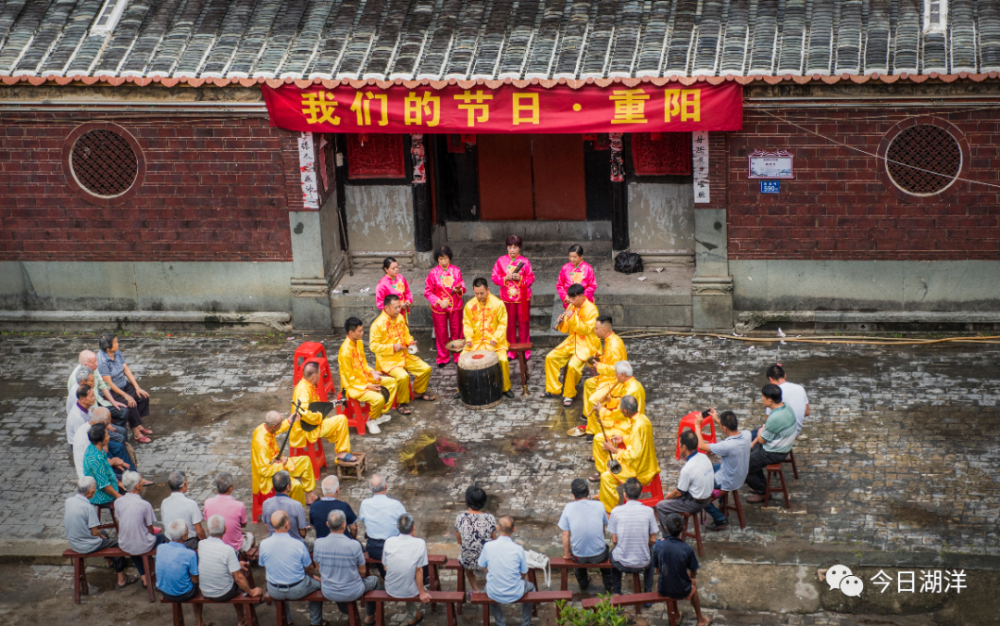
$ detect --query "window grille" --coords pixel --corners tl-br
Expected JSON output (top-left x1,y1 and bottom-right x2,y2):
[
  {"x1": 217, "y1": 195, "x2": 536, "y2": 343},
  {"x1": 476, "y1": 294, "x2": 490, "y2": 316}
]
[
  {"x1": 885, "y1": 125, "x2": 961, "y2": 196},
  {"x1": 69, "y1": 129, "x2": 139, "y2": 197}
]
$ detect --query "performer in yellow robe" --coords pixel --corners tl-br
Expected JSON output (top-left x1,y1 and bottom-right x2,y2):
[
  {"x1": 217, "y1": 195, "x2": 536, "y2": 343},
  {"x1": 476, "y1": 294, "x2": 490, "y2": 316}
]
[
  {"x1": 288, "y1": 362, "x2": 353, "y2": 460},
  {"x1": 338, "y1": 316, "x2": 398, "y2": 434},
  {"x1": 597, "y1": 395, "x2": 660, "y2": 513},
  {"x1": 369, "y1": 294, "x2": 435, "y2": 415},
  {"x1": 251, "y1": 411, "x2": 316, "y2": 508},
  {"x1": 590, "y1": 362, "x2": 646, "y2": 477},
  {"x1": 578, "y1": 316, "x2": 627, "y2": 436},
  {"x1": 463, "y1": 279, "x2": 513, "y2": 395},
  {"x1": 543, "y1": 283, "x2": 600, "y2": 406}
]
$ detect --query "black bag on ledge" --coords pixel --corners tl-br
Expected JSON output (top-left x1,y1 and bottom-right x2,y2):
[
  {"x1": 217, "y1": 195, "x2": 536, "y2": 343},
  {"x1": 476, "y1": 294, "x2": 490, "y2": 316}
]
[{"x1": 614, "y1": 251, "x2": 644, "y2": 275}]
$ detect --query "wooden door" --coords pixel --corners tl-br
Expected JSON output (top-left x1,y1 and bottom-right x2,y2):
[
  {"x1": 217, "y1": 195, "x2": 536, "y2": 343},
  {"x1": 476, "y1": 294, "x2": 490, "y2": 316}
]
[
  {"x1": 531, "y1": 134, "x2": 587, "y2": 220},
  {"x1": 477, "y1": 134, "x2": 534, "y2": 220}
]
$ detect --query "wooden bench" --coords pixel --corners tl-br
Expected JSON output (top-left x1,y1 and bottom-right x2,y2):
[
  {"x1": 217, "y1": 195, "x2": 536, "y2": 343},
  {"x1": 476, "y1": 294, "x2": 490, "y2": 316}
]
[
  {"x1": 581, "y1": 592, "x2": 679, "y2": 626},
  {"x1": 550, "y1": 557, "x2": 648, "y2": 612},
  {"x1": 367, "y1": 590, "x2": 465, "y2": 626},
  {"x1": 63, "y1": 546, "x2": 157, "y2": 604},
  {"x1": 161, "y1": 591, "x2": 262, "y2": 626},
  {"x1": 470, "y1": 590, "x2": 572, "y2": 626},
  {"x1": 440, "y1": 558, "x2": 465, "y2": 614},
  {"x1": 364, "y1": 554, "x2": 447, "y2": 611},
  {"x1": 263, "y1": 591, "x2": 363, "y2": 626}
]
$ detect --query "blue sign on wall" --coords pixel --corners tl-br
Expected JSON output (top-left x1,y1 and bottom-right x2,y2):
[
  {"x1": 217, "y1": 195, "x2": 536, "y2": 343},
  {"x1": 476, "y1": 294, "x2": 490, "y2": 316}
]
[{"x1": 760, "y1": 180, "x2": 781, "y2": 194}]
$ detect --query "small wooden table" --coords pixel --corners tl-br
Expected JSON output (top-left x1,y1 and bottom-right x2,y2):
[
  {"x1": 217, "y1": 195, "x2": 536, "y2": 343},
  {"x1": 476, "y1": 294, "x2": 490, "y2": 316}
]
[{"x1": 508, "y1": 342, "x2": 532, "y2": 396}]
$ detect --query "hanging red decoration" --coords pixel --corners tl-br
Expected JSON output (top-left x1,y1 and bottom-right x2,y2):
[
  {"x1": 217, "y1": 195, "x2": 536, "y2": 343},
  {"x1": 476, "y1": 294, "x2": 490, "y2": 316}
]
[
  {"x1": 347, "y1": 134, "x2": 406, "y2": 179},
  {"x1": 631, "y1": 132, "x2": 692, "y2": 176}
]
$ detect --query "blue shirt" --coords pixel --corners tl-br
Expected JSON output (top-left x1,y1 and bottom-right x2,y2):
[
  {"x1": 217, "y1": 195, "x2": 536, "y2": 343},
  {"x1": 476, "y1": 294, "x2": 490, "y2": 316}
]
[
  {"x1": 259, "y1": 532, "x2": 312, "y2": 586},
  {"x1": 262, "y1": 494, "x2": 308, "y2": 544},
  {"x1": 357, "y1": 494, "x2": 406, "y2": 540},
  {"x1": 310, "y1": 498, "x2": 358, "y2": 539},
  {"x1": 651, "y1": 536, "x2": 699, "y2": 600},
  {"x1": 155, "y1": 541, "x2": 199, "y2": 597},
  {"x1": 97, "y1": 349, "x2": 129, "y2": 389},
  {"x1": 557, "y1": 499, "x2": 608, "y2": 559},
  {"x1": 478, "y1": 536, "x2": 528, "y2": 604},
  {"x1": 708, "y1": 430, "x2": 751, "y2": 491}
]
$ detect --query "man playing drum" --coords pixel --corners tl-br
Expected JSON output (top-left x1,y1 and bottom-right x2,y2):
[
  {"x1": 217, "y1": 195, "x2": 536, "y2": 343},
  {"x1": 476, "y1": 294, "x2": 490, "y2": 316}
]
[
  {"x1": 370, "y1": 294, "x2": 435, "y2": 416},
  {"x1": 338, "y1": 317, "x2": 398, "y2": 433},
  {"x1": 462, "y1": 278, "x2": 514, "y2": 399}
]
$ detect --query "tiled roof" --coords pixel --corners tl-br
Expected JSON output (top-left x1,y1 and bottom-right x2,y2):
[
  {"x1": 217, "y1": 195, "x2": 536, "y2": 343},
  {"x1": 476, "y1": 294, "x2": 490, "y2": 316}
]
[{"x1": 0, "y1": 0, "x2": 999, "y2": 88}]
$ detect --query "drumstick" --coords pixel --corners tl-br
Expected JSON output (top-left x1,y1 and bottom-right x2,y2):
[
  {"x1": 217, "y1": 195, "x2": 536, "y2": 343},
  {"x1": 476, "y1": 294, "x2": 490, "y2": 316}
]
[
  {"x1": 274, "y1": 400, "x2": 302, "y2": 463},
  {"x1": 595, "y1": 413, "x2": 622, "y2": 475}
]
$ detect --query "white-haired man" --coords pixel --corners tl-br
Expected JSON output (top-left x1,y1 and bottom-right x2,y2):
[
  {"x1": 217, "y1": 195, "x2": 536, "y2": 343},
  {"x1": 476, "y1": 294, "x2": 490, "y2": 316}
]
[
  {"x1": 73, "y1": 407, "x2": 134, "y2": 480},
  {"x1": 198, "y1": 514, "x2": 262, "y2": 625},
  {"x1": 588, "y1": 362, "x2": 646, "y2": 479},
  {"x1": 358, "y1": 474, "x2": 407, "y2": 577},
  {"x1": 156, "y1": 519, "x2": 203, "y2": 625},
  {"x1": 315, "y1": 509, "x2": 383, "y2": 622},
  {"x1": 203, "y1": 472, "x2": 255, "y2": 555},
  {"x1": 250, "y1": 410, "x2": 316, "y2": 517},
  {"x1": 64, "y1": 477, "x2": 136, "y2": 589},
  {"x1": 310, "y1": 475, "x2": 358, "y2": 540},
  {"x1": 115, "y1": 471, "x2": 168, "y2": 589},
  {"x1": 68, "y1": 349, "x2": 127, "y2": 430},
  {"x1": 161, "y1": 471, "x2": 206, "y2": 550}
]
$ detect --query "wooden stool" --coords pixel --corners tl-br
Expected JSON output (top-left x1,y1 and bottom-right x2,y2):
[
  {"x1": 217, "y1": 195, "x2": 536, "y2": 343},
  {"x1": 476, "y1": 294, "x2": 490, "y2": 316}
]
[
  {"x1": 783, "y1": 449, "x2": 799, "y2": 479},
  {"x1": 509, "y1": 342, "x2": 532, "y2": 396},
  {"x1": 96, "y1": 502, "x2": 118, "y2": 532},
  {"x1": 764, "y1": 463, "x2": 790, "y2": 508},
  {"x1": 679, "y1": 511, "x2": 704, "y2": 557},
  {"x1": 336, "y1": 452, "x2": 367, "y2": 480},
  {"x1": 717, "y1": 489, "x2": 746, "y2": 529}
]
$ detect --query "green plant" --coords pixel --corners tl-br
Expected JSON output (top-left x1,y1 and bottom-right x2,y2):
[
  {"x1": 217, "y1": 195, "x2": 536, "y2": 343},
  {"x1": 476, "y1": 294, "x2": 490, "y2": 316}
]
[{"x1": 556, "y1": 596, "x2": 628, "y2": 626}]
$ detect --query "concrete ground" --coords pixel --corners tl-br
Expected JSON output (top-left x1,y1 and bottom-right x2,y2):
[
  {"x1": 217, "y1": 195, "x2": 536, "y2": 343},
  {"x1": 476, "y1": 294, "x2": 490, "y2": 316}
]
[{"x1": 0, "y1": 330, "x2": 998, "y2": 625}]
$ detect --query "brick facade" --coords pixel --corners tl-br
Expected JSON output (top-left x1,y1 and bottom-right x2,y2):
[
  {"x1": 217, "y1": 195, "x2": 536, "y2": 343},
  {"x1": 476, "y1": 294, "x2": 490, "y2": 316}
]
[
  {"x1": 0, "y1": 114, "x2": 296, "y2": 262},
  {"x1": 727, "y1": 108, "x2": 1000, "y2": 260}
]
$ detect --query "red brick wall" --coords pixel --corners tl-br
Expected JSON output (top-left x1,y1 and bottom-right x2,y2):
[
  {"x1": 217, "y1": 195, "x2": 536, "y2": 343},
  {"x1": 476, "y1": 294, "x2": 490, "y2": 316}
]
[
  {"x1": 0, "y1": 114, "x2": 297, "y2": 262},
  {"x1": 727, "y1": 107, "x2": 1000, "y2": 260}
]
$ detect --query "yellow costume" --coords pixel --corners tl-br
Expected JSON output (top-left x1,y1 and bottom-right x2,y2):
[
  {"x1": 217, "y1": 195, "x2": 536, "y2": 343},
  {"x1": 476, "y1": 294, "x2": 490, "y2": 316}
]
[
  {"x1": 583, "y1": 332, "x2": 628, "y2": 432},
  {"x1": 338, "y1": 337, "x2": 398, "y2": 422},
  {"x1": 462, "y1": 293, "x2": 511, "y2": 392},
  {"x1": 369, "y1": 310, "x2": 432, "y2": 404},
  {"x1": 288, "y1": 377, "x2": 351, "y2": 454},
  {"x1": 592, "y1": 377, "x2": 646, "y2": 473},
  {"x1": 250, "y1": 422, "x2": 316, "y2": 508},
  {"x1": 544, "y1": 300, "x2": 600, "y2": 398},
  {"x1": 598, "y1": 413, "x2": 660, "y2": 512}
]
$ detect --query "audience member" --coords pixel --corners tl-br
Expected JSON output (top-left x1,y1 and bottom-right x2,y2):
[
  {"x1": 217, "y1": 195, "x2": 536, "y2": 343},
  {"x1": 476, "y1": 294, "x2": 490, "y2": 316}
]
[
  {"x1": 766, "y1": 364, "x2": 810, "y2": 436},
  {"x1": 655, "y1": 432, "x2": 714, "y2": 521},
  {"x1": 98, "y1": 332, "x2": 153, "y2": 443},
  {"x1": 67, "y1": 350, "x2": 96, "y2": 392},
  {"x1": 74, "y1": 408, "x2": 132, "y2": 480},
  {"x1": 156, "y1": 519, "x2": 202, "y2": 626},
  {"x1": 478, "y1": 515, "x2": 534, "y2": 626},
  {"x1": 311, "y1": 475, "x2": 358, "y2": 540},
  {"x1": 607, "y1": 478, "x2": 657, "y2": 595},
  {"x1": 262, "y1": 470, "x2": 309, "y2": 544},
  {"x1": 161, "y1": 471, "x2": 206, "y2": 550},
  {"x1": 69, "y1": 349, "x2": 127, "y2": 431},
  {"x1": 697, "y1": 410, "x2": 751, "y2": 531},
  {"x1": 259, "y1": 510, "x2": 324, "y2": 626},
  {"x1": 115, "y1": 471, "x2": 168, "y2": 590},
  {"x1": 67, "y1": 367, "x2": 93, "y2": 433},
  {"x1": 64, "y1": 477, "x2": 135, "y2": 589},
  {"x1": 66, "y1": 383, "x2": 95, "y2": 445},
  {"x1": 82, "y1": 424, "x2": 122, "y2": 506},
  {"x1": 199, "y1": 514, "x2": 262, "y2": 626},
  {"x1": 651, "y1": 513, "x2": 709, "y2": 626},
  {"x1": 314, "y1": 509, "x2": 382, "y2": 625},
  {"x1": 558, "y1": 479, "x2": 612, "y2": 594},
  {"x1": 358, "y1": 474, "x2": 407, "y2": 576},
  {"x1": 454, "y1": 485, "x2": 497, "y2": 595},
  {"x1": 746, "y1": 384, "x2": 798, "y2": 504},
  {"x1": 383, "y1": 514, "x2": 431, "y2": 626},
  {"x1": 203, "y1": 472, "x2": 255, "y2": 555}
]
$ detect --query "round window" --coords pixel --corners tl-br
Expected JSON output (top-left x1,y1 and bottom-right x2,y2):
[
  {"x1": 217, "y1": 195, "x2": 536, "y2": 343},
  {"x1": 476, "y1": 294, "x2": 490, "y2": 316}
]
[
  {"x1": 885, "y1": 124, "x2": 962, "y2": 196},
  {"x1": 69, "y1": 129, "x2": 139, "y2": 198}
]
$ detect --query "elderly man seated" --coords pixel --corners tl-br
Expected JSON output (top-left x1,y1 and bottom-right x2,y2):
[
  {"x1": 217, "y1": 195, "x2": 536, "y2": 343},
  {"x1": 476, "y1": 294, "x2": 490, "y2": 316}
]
[
  {"x1": 262, "y1": 470, "x2": 310, "y2": 544},
  {"x1": 384, "y1": 514, "x2": 432, "y2": 626},
  {"x1": 314, "y1": 510, "x2": 383, "y2": 624},
  {"x1": 156, "y1": 519, "x2": 203, "y2": 625},
  {"x1": 67, "y1": 383, "x2": 96, "y2": 446},
  {"x1": 68, "y1": 349, "x2": 127, "y2": 434},
  {"x1": 74, "y1": 408, "x2": 133, "y2": 480},
  {"x1": 311, "y1": 475, "x2": 358, "y2": 540},
  {"x1": 116, "y1": 471, "x2": 169, "y2": 590},
  {"x1": 203, "y1": 472, "x2": 255, "y2": 556},
  {"x1": 478, "y1": 515, "x2": 534, "y2": 626},
  {"x1": 259, "y1": 510, "x2": 324, "y2": 626},
  {"x1": 357, "y1": 474, "x2": 407, "y2": 577},
  {"x1": 161, "y1": 471, "x2": 206, "y2": 551},
  {"x1": 64, "y1": 477, "x2": 137, "y2": 589},
  {"x1": 82, "y1": 424, "x2": 124, "y2": 507},
  {"x1": 198, "y1": 514, "x2": 262, "y2": 625}
]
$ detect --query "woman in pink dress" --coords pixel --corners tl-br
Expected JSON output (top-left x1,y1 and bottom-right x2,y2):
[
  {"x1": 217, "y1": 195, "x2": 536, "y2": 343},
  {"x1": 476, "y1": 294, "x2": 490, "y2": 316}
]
[
  {"x1": 491, "y1": 235, "x2": 535, "y2": 360},
  {"x1": 556, "y1": 244, "x2": 597, "y2": 308},
  {"x1": 375, "y1": 257, "x2": 413, "y2": 319},
  {"x1": 424, "y1": 246, "x2": 466, "y2": 367}
]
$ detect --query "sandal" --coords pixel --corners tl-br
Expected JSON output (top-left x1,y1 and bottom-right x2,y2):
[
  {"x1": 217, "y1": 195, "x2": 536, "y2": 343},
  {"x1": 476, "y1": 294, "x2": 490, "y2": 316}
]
[
  {"x1": 540, "y1": 392, "x2": 559, "y2": 399},
  {"x1": 398, "y1": 405, "x2": 412, "y2": 415},
  {"x1": 135, "y1": 435, "x2": 152, "y2": 444},
  {"x1": 563, "y1": 397, "x2": 573, "y2": 407},
  {"x1": 415, "y1": 392, "x2": 436, "y2": 401},
  {"x1": 337, "y1": 453, "x2": 357, "y2": 463},
  {"x1": 140, "y1": 427, "x2": 153, "y2": 435},
  {"x1": 116, "y1": 574, "x2": 140, "y2": 589}
]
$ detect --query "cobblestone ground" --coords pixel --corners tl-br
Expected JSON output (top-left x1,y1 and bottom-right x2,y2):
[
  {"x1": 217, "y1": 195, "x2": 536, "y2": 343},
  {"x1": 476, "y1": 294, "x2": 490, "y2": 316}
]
[{"x1": 0, "y1": 331, "x2": 998, "y2": 624}]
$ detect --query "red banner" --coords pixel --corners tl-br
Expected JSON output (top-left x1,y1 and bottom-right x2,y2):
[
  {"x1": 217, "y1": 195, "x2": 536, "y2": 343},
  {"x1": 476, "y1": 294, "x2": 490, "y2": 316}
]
[{"x1": 262, "y1": 82, "x2": 742, "y2": 134}]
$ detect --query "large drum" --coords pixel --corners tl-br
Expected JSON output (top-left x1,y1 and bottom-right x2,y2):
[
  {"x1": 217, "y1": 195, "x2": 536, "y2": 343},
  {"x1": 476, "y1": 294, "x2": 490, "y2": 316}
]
[{"x1": 457, "y1": 350, "x2": 503, "y2": 409}]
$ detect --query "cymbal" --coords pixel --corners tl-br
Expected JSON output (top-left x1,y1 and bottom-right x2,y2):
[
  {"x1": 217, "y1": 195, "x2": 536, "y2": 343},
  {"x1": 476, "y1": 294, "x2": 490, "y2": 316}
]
[{"x1": 445, "y1": 339, "x2": 466, "y2": 352}]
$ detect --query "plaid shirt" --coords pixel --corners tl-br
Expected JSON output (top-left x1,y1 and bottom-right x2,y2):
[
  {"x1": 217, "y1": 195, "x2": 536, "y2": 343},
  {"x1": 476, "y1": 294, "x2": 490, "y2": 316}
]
[{"x1": 83, "y1": 444, "x2": 117, "y2": 505}]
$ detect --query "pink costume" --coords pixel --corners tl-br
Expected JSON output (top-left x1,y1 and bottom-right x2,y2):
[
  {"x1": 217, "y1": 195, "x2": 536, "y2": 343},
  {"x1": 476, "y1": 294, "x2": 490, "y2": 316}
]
[
  {"x1": 375, "y1": 274, "x2": 413, "y2": 319},
  {"x1": 491, "y1": 254, "x2": 535, "y2": 360},
  {"x1": 424, "y1": 265, "x2": 467, "y2": 365},
  {"x1": 556, "y1": 260, "x2": 597, "y2": 308}
]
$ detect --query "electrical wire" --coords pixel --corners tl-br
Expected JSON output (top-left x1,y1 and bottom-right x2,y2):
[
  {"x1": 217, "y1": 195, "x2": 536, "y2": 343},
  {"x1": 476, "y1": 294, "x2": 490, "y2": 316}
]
[{"x1": 615, "y1": 329, "x2": 1000, "y2": 346}]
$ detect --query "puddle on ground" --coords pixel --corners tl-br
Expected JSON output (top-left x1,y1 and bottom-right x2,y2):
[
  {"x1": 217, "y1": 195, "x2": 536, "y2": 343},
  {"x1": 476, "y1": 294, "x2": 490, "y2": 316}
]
[{"x1": 399, "y1": 432, "x2": 463, "y2": 476}]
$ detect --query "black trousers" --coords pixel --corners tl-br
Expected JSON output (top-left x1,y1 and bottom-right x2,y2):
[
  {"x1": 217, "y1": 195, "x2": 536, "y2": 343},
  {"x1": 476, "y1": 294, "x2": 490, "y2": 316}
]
[
  {"x1": 573, "y1": 546, "x2": 613, "y2": 593},
  {"x1": 610, "y1": 555, "x2": 654, "y2": 595},
  {"x1": 745, "y1": 445, "x2": 788, "y2": 494},
  {"x1": 112, "y1": 381, "x2": 149, "y2": 429}
]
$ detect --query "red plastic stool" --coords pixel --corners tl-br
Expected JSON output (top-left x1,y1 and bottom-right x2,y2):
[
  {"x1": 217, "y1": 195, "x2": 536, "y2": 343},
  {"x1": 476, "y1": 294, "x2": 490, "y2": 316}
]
[
  {"x1": 637, "y1": 474, "x2": 665, "y2": 507},
  {"x1": 293, "y1": 342, "x2": 328, "y2": 382},
  {"x1": 251, "y1": 490, "x2": 275, "y2": 523},
  {"x1": 337, "y1": 391, "x2": 371, "y2": 435},
  {"x1": 290, "y1": 440, "x2": 326, "y2": 478},
  {"x1": 675, "y1": 411, "x2": 717, "y2": 459},
  {"x1": 299, "y1": 357, "x2": 335, "y2": 402}
]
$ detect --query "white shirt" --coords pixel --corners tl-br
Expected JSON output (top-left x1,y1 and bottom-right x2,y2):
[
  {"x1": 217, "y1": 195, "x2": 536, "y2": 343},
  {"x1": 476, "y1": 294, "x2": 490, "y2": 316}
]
[
  {"x1": 766, "y1": 381, "x2": 809, "y2": 435},
  {"x1": 160, "y1": 492, "x2": 205, "y2": 539},
  {"x1": 677, "y1": 451, "x2": 715, "y2": 500},
  {"x1": 382, "y1": 533, "x2": 428, "y2": 598},
  {"x1": 66, "y1": 383, "x2": 78, "y2": 421},
  {"x1": 67, "y1": 403, "x2": 89, "y2": 445},
  {"x1": 73, "y1": 423, "x2": 95, "y2": 479}
]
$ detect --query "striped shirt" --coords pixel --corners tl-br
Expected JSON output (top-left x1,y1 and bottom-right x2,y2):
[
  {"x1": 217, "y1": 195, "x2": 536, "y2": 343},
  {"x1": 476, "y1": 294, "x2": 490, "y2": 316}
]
[
  {"x1": 83, "y1": 444, "x2": 117, "y2": 505},
  {"x1": 97, "y1": 350, "x2": 129, "y2": 389},
  {"x1": 761, "y1": 404, "x2": 798, "y2": 454},
  {"x1": 607, "y1": 501, "x2": 658, "y2": 568}
]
